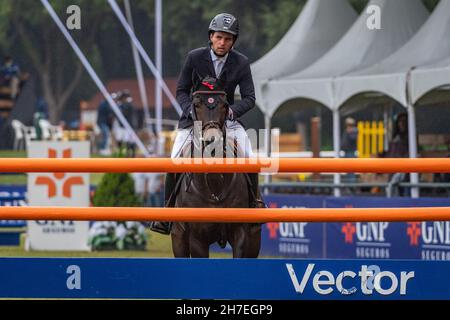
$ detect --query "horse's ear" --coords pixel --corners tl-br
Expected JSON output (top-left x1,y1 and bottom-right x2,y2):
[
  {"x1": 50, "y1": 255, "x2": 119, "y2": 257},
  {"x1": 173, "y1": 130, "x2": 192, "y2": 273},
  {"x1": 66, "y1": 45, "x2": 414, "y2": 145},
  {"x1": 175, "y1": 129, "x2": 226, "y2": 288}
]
[
  {"x1": 203, "y1": 75, "x2": 215, "y2": 83},
  {"x1": 193, "y1": 71, "x2": 203, "y2": 91}
]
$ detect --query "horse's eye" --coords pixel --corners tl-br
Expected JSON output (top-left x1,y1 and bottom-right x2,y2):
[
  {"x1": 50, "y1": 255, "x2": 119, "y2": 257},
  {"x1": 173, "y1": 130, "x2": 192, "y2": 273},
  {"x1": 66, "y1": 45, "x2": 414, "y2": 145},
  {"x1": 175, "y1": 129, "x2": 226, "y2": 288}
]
[
  {"x1": 192, "y1": 96, "x2": 201, "y2": 105},
  {"x1": 219, "y1": 96, "x2": 227, "y2": 104}
]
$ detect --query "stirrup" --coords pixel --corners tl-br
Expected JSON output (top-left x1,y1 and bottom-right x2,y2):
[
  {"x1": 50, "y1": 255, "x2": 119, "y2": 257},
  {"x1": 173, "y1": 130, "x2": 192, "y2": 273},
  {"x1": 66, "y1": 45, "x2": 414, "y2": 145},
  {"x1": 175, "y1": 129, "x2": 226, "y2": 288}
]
[
  {"x1": 252, "y1": 199, "x2": 267, "y2": 208},
  {"x1": 149, "y1": 221, "x2": 172, "y2": 235}
]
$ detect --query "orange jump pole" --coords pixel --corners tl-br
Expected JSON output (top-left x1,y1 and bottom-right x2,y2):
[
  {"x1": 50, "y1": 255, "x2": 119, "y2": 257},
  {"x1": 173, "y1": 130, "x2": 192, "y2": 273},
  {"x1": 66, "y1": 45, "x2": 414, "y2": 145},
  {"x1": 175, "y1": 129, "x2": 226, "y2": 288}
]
[
  {"x1": 1, "y1": 206, "x2": 450, "y2": 222},
  {"x1": 1, "y1": 158, "x2": 450, "y2": 173}
]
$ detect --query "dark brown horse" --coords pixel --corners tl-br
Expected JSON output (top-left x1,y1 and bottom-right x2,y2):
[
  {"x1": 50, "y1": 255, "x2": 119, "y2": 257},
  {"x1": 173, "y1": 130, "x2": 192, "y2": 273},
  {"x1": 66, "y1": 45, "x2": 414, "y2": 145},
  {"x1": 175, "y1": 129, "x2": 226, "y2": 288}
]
[{"x1": 170, "y1": 77, "x2": 261, "y2": 258}]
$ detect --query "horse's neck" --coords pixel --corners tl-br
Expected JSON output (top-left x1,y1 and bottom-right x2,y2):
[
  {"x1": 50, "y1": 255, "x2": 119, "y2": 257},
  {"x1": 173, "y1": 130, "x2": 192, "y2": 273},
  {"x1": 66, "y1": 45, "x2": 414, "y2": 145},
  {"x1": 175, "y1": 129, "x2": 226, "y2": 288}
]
[{"x1": 188, "y1": 136, "x2": 241, "y2": 196}]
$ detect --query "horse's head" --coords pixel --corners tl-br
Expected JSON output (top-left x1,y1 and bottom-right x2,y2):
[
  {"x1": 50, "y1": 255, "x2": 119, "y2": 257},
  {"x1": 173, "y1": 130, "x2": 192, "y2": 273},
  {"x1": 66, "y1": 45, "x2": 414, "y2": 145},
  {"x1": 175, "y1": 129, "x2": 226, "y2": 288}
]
[{"x1": 192, "y1": 76, "x2": 228, "y2": 149}]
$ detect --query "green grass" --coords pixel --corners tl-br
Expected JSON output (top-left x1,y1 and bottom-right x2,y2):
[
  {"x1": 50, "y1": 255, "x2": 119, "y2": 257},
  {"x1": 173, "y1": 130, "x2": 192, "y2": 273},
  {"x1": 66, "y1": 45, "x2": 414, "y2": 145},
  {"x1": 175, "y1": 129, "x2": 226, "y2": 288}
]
[
  {"x1": 0, "y1": 230, "x2": 234, "y2": 258},
  {"x1": 0, "y1": 173, "x2": 104, "y2": 186},
  {"x1": 0, "y1": 230, "x2": 279, "y2": 259},
  {"x1": 0, "y1": 150, "x2": 27, "y2": 158}
]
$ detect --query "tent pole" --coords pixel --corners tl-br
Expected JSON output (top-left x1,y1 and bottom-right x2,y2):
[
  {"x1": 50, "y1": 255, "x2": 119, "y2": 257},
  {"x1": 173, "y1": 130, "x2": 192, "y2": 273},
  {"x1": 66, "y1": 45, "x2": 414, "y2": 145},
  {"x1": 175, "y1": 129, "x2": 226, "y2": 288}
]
[
  {"x1": 383, "y1": 103, "x2": 389, "y2": 152},
  {"x1": 264, "y1": 114, "x2": 271, "y2": 195},
  {"x1": 407, "y1": 103, "x2": 419, "y2": 198},
  {"x1": 332, "y1": 109, "x2": 341, "y2": 197},
  {"x1": 406, "y1": 68, "x2": 419, "y2": 198},
  {"x1": 124, "y1": 0, "x2": 155, "y2": 144},
  {"x1": 155, "y1": 0, "x2": 164, "y2": 155}
]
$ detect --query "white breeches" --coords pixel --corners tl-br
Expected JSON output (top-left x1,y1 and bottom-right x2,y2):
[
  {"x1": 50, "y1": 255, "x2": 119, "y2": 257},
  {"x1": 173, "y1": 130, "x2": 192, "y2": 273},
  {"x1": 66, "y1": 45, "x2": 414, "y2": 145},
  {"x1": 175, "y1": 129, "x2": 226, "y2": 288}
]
[{"x1": 171, "y1": 120, "x2": 254, "y2": 159}]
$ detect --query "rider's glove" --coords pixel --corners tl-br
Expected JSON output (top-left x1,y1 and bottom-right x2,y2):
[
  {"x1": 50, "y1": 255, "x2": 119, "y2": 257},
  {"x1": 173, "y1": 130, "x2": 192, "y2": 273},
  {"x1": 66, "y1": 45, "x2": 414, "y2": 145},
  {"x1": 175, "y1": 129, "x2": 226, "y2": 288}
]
[{"x1": 227, "y1": 107, "x2": 234, "y2": 120}]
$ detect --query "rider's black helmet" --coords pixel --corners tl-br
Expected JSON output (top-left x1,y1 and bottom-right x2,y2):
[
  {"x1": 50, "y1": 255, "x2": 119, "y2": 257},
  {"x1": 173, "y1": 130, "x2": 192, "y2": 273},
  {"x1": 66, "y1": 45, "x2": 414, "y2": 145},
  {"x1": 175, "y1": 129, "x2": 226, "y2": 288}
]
[{"x1": 208, "y1": 13, "x2": 239, "y2": 40}]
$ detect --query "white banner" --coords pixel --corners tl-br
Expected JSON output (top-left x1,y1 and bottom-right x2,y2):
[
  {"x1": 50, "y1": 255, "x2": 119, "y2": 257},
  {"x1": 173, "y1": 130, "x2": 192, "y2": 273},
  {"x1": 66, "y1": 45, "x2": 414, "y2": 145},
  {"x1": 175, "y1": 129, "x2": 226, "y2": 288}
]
[{"x1": 26, "y1": 141, "x2": 91, "y2": 251}]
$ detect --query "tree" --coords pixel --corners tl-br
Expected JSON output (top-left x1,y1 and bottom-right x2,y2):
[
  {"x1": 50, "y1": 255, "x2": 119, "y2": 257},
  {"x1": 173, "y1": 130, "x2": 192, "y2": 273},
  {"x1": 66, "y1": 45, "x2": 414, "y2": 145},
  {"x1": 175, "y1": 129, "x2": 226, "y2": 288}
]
[
  {"x1": 349, "y1": 0, "x2": 440, "y2": 13},
  {"x1": 260, "y1": 0, "x2": 305, "y2": 54},
  {"x1": 422, "y1": 0, "x2": 440, "y2": 11},
  {"x1": 0, "y1": 0, "x2": 109, "y2": 123}
]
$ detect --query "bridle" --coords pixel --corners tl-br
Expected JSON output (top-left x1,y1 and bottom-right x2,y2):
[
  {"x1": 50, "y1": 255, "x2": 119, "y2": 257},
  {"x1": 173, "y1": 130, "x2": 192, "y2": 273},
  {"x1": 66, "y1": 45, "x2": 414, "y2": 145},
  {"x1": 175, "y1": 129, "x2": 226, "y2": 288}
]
[{"x1": 192, "y1": 89, "x2": 228, "y2": 132}]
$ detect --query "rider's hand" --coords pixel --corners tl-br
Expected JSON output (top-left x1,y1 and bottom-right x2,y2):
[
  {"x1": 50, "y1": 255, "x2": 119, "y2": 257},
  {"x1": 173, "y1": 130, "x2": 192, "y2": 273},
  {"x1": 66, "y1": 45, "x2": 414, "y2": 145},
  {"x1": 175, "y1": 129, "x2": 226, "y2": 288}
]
[
  {"x1": 227, "y1": 108, "x2": 234, "y2": 120},
  {"x1": 189, "y1": 104, "x2": 196, "y2": 120}
]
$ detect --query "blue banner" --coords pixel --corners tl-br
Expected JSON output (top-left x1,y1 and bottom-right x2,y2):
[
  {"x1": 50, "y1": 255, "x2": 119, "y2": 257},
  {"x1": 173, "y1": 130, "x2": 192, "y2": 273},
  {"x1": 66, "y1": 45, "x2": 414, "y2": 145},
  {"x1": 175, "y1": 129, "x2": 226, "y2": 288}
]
[
  {"x1": 0, "y1": 258, "x2": 448, "y2": 300},
  {"x1": 261, "y1": 195, "x2": 325, "y2": 258},
  {"x1": 0, "y1": 186, "x2": 27, "y2": 230},
  {"x1": 325, "y1": 197, "x2": 450, "y2": 261},
  {"x1": 259, "y1": 195, "x2": 450, "y2": 260},
  {"x1": 0, "y1": 185, "x2": 26, "y2": 207}
]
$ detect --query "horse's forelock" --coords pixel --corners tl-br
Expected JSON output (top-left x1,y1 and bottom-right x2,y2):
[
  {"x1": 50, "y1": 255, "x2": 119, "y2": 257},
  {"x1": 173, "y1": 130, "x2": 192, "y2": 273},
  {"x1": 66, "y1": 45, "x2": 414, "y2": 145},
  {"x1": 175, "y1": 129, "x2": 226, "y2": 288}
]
[{"x1": 197, "y1": 76, "x2": 224, "y2": 92}]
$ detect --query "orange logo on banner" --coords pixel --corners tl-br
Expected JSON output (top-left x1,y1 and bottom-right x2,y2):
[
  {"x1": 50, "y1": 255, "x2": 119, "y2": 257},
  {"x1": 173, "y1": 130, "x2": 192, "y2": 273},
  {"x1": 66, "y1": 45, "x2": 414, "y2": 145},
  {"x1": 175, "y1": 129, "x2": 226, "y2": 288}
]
[
  {"x1": 35, "y1": 148, "x2": 84, "y2": 198},
  {"x1": 341, "y1": 223, "x2": 356, "y2": 244},
  {"x1": 406, "y1": 222, "x2": 421, "y2": 246}
]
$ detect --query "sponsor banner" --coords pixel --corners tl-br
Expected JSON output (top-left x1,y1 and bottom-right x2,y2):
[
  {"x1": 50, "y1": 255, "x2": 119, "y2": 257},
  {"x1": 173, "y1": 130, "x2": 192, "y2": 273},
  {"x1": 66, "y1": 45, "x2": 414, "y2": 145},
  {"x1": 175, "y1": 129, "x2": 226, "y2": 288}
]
[
  {"x1": 0, "y1": 185, "x2": 26, "y2": 196},
  {"x1": 0, "y1": 187, "x2": 27, "y2": 244},
  {"x1": 0, "y1": 194, "x2": 26, "y2": 228},
  {"x1": 26, "y1": 141, "x2": 91, "y2": 251},
  {"x1": 261, "y1": 195, "x2": 325, "y2": 258},
  {"x1": 327, "y1": 222, "x2": 404, "y2": 259},
  {"x1": 0, "y1": 185, "x2": 26, "y2": 209},
  {"x1": 256, "y1": 195, "x2": 450, "y2": 260},
  {"x1": 0, "y1": 258, "x2": 448, "y2": 300},
  {"x1": 326, "y1": 197, "x2": 450, "y2": 261}
]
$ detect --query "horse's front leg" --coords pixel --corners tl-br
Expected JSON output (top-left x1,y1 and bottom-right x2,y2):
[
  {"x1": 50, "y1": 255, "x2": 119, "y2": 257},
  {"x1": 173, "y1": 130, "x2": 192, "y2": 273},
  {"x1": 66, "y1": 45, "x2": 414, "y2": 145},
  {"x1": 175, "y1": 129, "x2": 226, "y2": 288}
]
[
  {"x1": 171, "y1": 222, "x2": 190, "y2": 258},
  {"x1": 245, "y1": 223, "x2": 262, "y2": 258},
  {"x1": 229, "y1": 225, "x2": 247, "y2": 258},
  {"x1": 229, "y1": 224, "x2": 261, "y2": 258},
  {"x1": 189, "y1": 237, "x2": 210, "y2": 258},
  {"x1": 189, "y1": 226, "x2": 211, "y2": 258}
]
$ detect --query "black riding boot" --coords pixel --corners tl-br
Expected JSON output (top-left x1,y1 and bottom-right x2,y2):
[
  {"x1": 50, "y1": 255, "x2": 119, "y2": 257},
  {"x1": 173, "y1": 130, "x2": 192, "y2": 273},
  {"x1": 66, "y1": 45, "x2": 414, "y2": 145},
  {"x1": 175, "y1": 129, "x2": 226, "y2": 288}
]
[
  {"x1": 249, "y1": 173, "x2": 266, "y2": 208},
  {"x1": 149, "y1": 173, "x2": 175, "y2": 235}
]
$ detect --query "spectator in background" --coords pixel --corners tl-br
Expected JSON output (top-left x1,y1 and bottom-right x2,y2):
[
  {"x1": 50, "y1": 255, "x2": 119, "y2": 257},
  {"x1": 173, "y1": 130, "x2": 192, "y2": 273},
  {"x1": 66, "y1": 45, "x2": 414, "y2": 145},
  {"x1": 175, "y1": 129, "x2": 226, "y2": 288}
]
[
  {"x1": 341, "y1": 117, "x2": 358, "y2": 185},
  {"x1": 147, "y1": 172, "x2": 164, "y2": 207},
  {"x1": 132, "y1": 170, "x2": 163, "y2": 207},
  {"x1": 387, "y1": 112, "x2": 409, "y2": 158},
  {"x1": 0, "y1": 56, "x2": 21, "y2": 99},
  {"x1": 113, "y1": 90, "x2": 136, "y2": 157},
  {"x1": 132, "y1": 171, "x2": 149, "y2": 205},
  {"x1": 341, "y1": 117, "x2": 358, "y2": 158},
  {"x1": 33, "y1": 97, "x2": 49, "y2": 141},
  {"x1": 97, "y1": 92, "x2": 116, "y2": 156},
  {"x1": 385, "y1": 112, "x2": 411, "y2": 196}
]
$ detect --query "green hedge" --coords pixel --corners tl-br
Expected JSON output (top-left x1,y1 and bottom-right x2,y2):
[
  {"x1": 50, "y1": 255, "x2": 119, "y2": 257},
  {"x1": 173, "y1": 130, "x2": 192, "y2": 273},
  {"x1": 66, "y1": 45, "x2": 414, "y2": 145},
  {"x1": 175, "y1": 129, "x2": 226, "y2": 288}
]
[{"x1": 92, "y1": 173, "x2": 142, "y2": 207}]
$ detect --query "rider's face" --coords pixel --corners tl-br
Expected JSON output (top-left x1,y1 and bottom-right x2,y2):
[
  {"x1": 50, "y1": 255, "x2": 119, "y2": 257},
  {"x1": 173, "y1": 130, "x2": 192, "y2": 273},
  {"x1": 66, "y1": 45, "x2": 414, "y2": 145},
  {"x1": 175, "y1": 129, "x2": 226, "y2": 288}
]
[{"x1": 210, "y1": 32, "x2": 234, "y2": 57}]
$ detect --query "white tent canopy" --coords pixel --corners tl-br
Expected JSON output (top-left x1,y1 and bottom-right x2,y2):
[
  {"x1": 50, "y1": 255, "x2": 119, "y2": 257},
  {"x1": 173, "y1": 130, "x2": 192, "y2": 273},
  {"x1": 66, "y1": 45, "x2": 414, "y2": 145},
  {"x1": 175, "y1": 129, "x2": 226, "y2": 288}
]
[
  {"x1": 251, "y1": 0, "x2": 357, "y2": 114},
  {"x1": 263, "y1": 0, "x2": 429, "y2": 116},
  {"x1": 410, "y1": 55, "x2": 450, "y2": 104},
  {"x1": 334, "y1": 0, "x2": 450, "y2": 108},
  {"x1": 333, "y1": 0, "x2": 450, "y2": 198}
]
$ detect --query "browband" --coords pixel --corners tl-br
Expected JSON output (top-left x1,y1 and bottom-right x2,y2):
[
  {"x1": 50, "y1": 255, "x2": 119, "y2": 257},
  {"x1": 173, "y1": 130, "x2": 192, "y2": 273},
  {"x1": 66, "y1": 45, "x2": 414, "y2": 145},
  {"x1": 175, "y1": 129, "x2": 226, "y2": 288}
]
[{"x1": 193, "y1": 90, "x2": 226, "y2": 96}]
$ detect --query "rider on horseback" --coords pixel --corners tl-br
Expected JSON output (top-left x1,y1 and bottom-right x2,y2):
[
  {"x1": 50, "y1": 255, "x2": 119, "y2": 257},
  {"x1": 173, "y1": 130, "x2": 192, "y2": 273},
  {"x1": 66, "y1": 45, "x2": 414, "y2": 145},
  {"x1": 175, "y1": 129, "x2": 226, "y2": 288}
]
[{"x1": 150, "y1": 13, "x2": 266, "y2": 235}]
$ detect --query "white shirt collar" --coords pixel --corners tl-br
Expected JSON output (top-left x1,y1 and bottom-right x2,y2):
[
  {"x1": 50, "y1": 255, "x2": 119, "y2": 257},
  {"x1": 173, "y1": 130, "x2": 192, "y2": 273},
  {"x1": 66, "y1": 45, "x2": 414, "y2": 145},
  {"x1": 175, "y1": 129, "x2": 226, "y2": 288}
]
[{"x1": 210, "y1": 49, "x2": 228, "y2": 63}]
